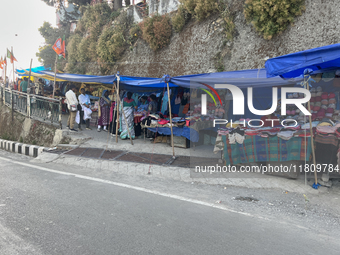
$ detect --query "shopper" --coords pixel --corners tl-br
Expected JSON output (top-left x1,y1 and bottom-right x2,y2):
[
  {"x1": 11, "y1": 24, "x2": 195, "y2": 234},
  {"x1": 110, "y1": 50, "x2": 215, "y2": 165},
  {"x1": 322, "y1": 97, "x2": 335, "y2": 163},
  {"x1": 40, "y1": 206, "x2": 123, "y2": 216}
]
[
  {"x1": 97, "y1": 90, "x2": 111, "y2": 132},
  {"x1": 120, "y1": 91, "x2": 137, "y2": 139},
  {"x1": 78, "y1": 88, "x2": 91, "y2": 130},
  {"x1": 65, "y1": 84, "x2": 79, "y2": 132}
]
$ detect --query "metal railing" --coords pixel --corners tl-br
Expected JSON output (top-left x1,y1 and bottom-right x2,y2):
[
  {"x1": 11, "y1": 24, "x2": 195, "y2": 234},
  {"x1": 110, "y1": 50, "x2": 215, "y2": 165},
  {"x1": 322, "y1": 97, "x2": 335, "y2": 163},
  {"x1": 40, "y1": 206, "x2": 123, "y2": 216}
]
[{"x1": 0, "y1": 84, "x2": 62, "y2": 128}]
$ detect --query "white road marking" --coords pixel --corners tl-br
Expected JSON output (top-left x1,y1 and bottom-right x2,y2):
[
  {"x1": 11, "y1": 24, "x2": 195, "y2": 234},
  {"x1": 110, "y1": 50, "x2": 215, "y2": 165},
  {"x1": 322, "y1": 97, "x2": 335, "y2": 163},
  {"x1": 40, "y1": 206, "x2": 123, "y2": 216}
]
[{"x1": 0, "y1": 156, "x2": 308, "y2": 229}]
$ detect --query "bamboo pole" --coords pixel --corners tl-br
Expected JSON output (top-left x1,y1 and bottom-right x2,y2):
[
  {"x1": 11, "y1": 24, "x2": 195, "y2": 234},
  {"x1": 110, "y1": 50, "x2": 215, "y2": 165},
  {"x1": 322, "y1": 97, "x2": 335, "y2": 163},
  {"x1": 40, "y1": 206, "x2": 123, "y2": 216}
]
[
  {"x1": 166, "y1": 83, "x2": 175, "y2": 157},
  {"x1": 12, "y1": 47, "x2": 15, "y2": 88},
  {"x1": 53, "y1": 54, "x2": 57, "y2": 98},
  {"x1": 115, "y1": 75, "x2": 120, "y2": 143},
  {"x1": 4, "y1": 60, "x2": 7, "y2": 86},
  {"x1": 27, "y1": 59, "x2": 32, "y2": 117},
  {"x1": 306, "y1": 77, "x2": 318, "y2": 185}
]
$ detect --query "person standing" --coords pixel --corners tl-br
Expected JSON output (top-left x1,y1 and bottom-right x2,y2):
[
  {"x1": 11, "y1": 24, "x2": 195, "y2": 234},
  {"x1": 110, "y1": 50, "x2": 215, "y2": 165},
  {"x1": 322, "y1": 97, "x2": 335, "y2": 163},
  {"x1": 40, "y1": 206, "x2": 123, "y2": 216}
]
[
  {"x1": 138, "y1": 95, "x2": 149, "y2": 111},
  {"x1": 35, "y1": 78, "x2": 45, "y2": 96},
  {"x1": 20, "y1": 77, "x2": 28, "y2": 93},
  {"x1": 97, "y1": 90, "x2": 111, "y2": 132},
  {"x1": 78, "y1": 88, "x2": 91, "y2": 130},
  {"x1": 65, "y1": 84, "x2": 79, "y2": 132},
  {"x1": 120, "y1": 91, "x2": 137, "y2": 140}
]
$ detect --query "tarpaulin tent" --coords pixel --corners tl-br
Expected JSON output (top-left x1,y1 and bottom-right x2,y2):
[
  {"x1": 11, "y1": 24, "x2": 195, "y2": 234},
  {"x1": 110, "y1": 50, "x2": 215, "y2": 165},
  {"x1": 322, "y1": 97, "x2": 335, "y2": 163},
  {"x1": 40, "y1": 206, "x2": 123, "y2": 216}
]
[
  {"x1": 171, "y1": 69, "x2": 302, "y2": 89},
  {"x1": 16, "y1": 66, "x2": 51, "y2": 76},
  {"x1": 263, "y1": 45, "x2": 340, "y2": 188},
  {"x1": 265, "y1": 43, "x2": 340, "y2": 78},
  {"x1": 39, "y1": 71, "x2": 117, "y2": 84}
]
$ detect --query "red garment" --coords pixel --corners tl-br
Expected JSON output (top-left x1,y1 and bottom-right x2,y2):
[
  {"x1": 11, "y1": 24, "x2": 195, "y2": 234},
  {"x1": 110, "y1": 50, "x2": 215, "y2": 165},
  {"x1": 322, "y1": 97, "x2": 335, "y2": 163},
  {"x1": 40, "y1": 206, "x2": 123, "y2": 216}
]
[{"x1": 260, "y1": 115, "x2": 281, "y2": 127}]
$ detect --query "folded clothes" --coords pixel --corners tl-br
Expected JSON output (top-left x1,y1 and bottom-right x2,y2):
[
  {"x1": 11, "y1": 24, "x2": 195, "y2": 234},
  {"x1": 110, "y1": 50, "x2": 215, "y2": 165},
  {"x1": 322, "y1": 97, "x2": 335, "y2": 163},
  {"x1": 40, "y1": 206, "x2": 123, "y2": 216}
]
[
  {"x1": 316, "y1": 125, "x2": 337, "y2": 134},
  {"x1": 277, "y1": 130, "x2": 297, "y2": 140},
  {"x1": 301, "y1": 121, "x2": 319, "y2": 129},
  {"x1": 293, "y1": 130, "x2": 311, "y2": 137}
]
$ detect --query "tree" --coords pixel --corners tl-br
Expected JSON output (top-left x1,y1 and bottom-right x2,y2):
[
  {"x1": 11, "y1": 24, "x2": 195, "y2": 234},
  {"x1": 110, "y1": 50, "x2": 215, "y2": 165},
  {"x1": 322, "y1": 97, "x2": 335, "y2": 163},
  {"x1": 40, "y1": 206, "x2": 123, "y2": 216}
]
[{"x1": 36, "y1": 22, "x2": 68, "y2": 70}]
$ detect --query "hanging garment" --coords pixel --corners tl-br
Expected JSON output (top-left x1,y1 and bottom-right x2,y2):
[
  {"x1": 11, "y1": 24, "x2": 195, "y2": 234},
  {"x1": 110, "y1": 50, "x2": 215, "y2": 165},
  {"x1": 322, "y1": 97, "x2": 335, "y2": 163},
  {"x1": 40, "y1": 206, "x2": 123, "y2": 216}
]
[
  {"x1": 175, "y1": 95, "x2": 181, "y2": 105},
  {"x1": 161, "y1": 90, "x2": 171, "y2": 114}
]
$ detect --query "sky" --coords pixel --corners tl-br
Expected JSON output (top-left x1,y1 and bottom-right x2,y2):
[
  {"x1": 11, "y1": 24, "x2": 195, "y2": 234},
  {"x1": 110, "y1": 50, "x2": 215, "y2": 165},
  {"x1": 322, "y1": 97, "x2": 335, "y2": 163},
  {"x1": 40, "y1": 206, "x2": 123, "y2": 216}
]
[{"x1": 0, "y1": 0, "x2": 56, "y2": 81}]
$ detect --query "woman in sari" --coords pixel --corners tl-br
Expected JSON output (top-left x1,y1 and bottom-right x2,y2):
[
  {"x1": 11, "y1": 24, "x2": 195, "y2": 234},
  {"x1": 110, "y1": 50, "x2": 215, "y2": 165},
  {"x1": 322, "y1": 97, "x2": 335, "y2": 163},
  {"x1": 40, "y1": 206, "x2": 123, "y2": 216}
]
[
  {"x1": 97, "y1": 90, "x2": 111, "y2": 132},
  {"x1": 120, "y1": 92, "x2": 137, "y2": 139}
]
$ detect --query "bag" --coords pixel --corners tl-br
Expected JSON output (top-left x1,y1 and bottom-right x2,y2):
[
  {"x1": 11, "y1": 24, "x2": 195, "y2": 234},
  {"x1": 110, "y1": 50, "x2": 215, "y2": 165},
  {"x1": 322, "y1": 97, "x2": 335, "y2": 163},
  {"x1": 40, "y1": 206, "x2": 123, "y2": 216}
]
[
  {"x1": 70, "y1": 104, "x2": 77, "y2": 112},
  {"x1": 84, "y1": 107, "x2": 92, "y2": 120},
  {"x1": 75, "y1": 111, "x2": 80, "y2": 124}
]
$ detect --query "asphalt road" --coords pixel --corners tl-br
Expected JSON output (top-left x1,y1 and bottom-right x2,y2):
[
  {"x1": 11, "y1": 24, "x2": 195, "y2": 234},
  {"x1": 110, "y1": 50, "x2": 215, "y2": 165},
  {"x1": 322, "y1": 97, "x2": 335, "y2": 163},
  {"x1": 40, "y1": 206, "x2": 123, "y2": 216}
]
[{"x1": 0, "y1": 153, "x2": 339, "y2": 255}]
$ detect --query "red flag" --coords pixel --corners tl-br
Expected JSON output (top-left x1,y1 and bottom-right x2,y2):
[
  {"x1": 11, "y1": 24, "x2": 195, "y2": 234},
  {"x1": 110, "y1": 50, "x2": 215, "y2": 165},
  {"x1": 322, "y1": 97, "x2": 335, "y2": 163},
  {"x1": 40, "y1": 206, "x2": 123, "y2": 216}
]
[
  {"x1": 61, "y1": 39, "x2": 66, "y2": 59},
  {"x1": 52, "y1": 38, "x2": 63, "y2": 55}
]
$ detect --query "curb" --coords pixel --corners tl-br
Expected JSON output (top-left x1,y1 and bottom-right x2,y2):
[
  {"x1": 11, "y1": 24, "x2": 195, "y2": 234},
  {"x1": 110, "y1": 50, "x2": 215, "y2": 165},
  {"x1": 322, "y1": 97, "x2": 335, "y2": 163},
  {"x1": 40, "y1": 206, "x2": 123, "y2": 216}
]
[{"x1": 0, "y1": 139, "x2": 48, "y2": 158}]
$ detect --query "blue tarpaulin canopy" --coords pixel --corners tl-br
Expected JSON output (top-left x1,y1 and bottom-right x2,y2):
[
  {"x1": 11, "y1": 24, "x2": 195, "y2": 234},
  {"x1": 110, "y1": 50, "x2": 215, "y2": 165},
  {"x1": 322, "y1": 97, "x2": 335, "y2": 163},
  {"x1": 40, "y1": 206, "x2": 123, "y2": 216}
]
[
  {"x1": 171, "y1": 69, "x2": 301, "y2": 89},
  {"x1": 16, "y1": 66, "x2": 51, "y2": 76},
  {"x1": 118, "y1": 76, "x2": 177, "y2": 92},
  {"x1": 265, "y1": 43, "x2": 340, "y2": 78},
  {"x1": 40, "y1": 71, "x2": 117, "y2": 84}
]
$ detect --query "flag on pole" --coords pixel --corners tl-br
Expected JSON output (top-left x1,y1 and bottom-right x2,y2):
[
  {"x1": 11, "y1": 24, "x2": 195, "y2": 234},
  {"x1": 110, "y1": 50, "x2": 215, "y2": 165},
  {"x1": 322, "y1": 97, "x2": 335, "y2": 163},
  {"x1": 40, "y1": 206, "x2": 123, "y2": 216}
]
[
  {"x1": 0, "y1": 56, "x2": 3, "y2": 69},
  {"x1": 3, "y1": 55, "x2": 7, "y2": 65},
  {"x1": 53, "y1": 37, "x2": 66, "y2": 59},
  {"x1": 7, "y1": 48, "x2": 17, "y2": 63}
]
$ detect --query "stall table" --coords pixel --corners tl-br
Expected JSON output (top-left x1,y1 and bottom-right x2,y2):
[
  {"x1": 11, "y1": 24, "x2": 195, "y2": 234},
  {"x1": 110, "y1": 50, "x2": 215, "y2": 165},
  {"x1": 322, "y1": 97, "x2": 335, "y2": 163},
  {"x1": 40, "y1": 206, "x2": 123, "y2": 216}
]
[{"x1": 214, "y1": 135, "x2": 312, "y2": 165}]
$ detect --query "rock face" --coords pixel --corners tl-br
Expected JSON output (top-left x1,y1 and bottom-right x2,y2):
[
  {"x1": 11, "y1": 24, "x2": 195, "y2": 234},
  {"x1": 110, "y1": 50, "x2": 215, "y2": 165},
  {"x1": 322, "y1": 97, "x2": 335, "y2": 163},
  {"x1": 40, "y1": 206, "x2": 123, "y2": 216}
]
[
  {"x1": 112, "y1": 0, "x2": 340, "y2": 77},
  {"x1": 0, "y1": 105, "x2": 57, "y2": 146}
]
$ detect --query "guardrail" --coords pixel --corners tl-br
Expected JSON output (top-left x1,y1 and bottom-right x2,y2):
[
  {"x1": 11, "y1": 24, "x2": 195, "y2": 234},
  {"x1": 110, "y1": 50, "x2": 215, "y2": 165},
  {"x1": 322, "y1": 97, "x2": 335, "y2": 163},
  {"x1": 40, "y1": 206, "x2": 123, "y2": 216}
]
[{"x1": 0, "y1": 84, "x2": 62, "y2": 128}]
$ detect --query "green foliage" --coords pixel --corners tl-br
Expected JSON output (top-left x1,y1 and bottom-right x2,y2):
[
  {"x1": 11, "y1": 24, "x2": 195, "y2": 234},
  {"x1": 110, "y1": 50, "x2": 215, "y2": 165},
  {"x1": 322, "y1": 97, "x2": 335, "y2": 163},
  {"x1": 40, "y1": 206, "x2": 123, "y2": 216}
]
[
  {"x1": 179, "y1": 0, "x2": 219, "y2": 21},
  {"x1": 36, "y1": 45, "x2": 56, "y2": 69},
  {"x1": 171, "y1": 6, "x2": 191, "y2": 33},
  {"x1": 67, "y1": 2, "x2": 115, "y2": 74},
  {"x1": 244, "y1": 0, "x2": 305, "y2": 40},
  {"x1": 218, "y1": 4, "x2": 235, "y2": 41},
  {"x1": 214, "y1": 52, "x2": 224, "y2": 72},
  {"x1": 139, "y1": 14, "x2": 172, "y2": 51},
  {"x1": 97, "y1": 25, "x2": 127, "y2": 73},
  {"x1": 36, "y1": 22, "x2": 68, "y2": 70},
  {"x1": 65, "y1": 34, "x2": 83, "y2": 73},
  {"x1": 129, "y1": 24, "x2": 142, "y2": 44}
]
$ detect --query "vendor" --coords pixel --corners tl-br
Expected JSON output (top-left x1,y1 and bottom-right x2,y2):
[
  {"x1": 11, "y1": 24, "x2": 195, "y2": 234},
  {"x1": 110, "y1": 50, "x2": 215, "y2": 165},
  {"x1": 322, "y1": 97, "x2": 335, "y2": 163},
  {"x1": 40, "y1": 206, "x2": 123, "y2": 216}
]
[
  {"x1": 148, "y1": 94, "x2": 158, "y2": 114},
  {"x1": 138, "y1": 95, "x2": 149, "y2": 111},
  {"x1": 120, "y1": 91, "x2": 137, "y2": 140}
]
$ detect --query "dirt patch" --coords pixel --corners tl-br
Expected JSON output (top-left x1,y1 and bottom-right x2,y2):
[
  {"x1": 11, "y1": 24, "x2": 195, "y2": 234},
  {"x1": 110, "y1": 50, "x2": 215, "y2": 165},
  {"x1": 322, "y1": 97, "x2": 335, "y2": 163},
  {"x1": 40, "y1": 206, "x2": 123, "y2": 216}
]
[
  {"x1": 24, "y1": 120, "x2": 56, "y2": 146},
  {"x1": 0, "y1": 105, "x2": 25, "y2": 141}
]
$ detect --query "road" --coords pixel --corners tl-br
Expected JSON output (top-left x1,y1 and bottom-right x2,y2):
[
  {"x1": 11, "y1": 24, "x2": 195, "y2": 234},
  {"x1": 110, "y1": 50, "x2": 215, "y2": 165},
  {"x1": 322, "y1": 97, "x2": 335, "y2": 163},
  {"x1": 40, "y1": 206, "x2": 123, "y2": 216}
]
[{"x1": 0, "y1": 151, "x2": 339, "y2": 255}]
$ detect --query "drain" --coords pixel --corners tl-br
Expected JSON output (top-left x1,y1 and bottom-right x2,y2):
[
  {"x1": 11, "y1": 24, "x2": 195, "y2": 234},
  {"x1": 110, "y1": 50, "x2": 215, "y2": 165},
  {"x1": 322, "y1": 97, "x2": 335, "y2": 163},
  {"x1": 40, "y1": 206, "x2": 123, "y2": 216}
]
[{"x1": 234, "y1": 196, "x2": 259, "y2": 202}]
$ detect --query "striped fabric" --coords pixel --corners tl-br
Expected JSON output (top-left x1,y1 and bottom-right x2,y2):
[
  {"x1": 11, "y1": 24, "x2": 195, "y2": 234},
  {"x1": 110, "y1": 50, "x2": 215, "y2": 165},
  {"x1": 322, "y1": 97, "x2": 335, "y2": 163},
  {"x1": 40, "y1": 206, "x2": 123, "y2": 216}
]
[{"x1": 222, "y1": 135, "x2": 312, "y2": 165}]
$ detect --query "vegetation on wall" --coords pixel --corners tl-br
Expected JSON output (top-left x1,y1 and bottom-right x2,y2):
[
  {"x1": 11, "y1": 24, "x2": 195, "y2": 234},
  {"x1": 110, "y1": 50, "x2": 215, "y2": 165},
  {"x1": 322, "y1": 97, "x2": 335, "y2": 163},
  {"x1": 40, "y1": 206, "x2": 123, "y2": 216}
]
[
  {"x1": 244, "y1": 0, "x2": 305, "y2": 40},
  {"x1": 139, "y1": 15, "x2": 172, "y2": 51},
  {"x1": 66, "y1": 3, "x2": 115, "y2": 74},
  {"x1": 179, "y1": 0, "x2": 219, "y2": 21},
  {"x1": 171, "y1": 6, "x2": 191, "y2": 33},
  {"x1": 172, "y1": 0, "x2": 235, "y2": 41}
]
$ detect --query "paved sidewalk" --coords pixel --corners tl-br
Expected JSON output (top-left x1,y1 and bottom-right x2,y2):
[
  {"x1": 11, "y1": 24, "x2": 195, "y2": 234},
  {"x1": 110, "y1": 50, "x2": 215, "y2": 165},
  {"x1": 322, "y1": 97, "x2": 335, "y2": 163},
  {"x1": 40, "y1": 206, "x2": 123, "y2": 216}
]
[
  {"x1": 52, "y1": 114, "x2": 340, "y2": 194},
  {"x1": 60, "y1": 114, "x2": 220, "y2": 158},
  {"x1": 35, "y1": 148, "x2": 338, "y2": 195}
]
